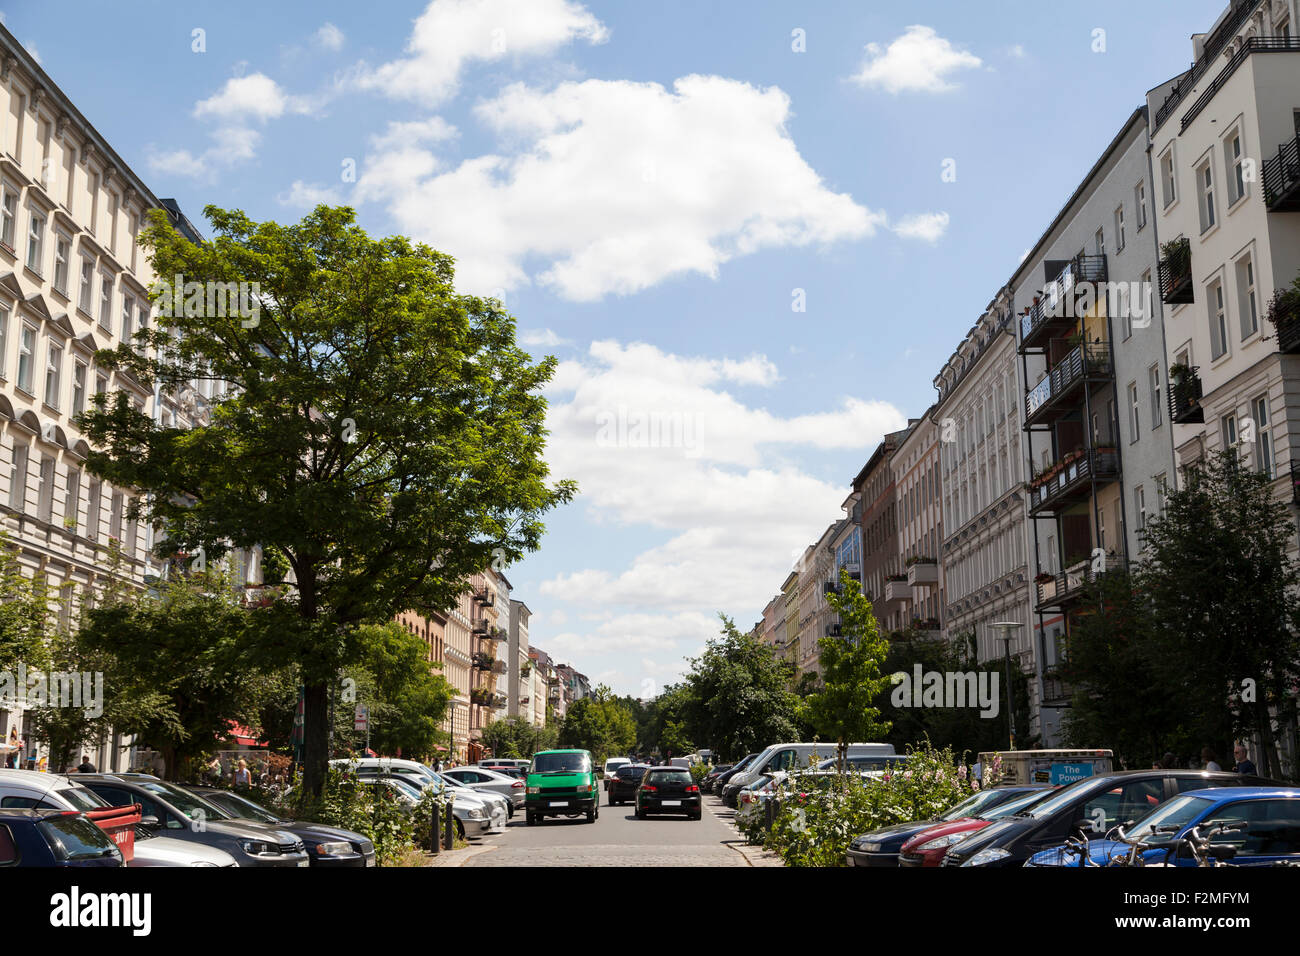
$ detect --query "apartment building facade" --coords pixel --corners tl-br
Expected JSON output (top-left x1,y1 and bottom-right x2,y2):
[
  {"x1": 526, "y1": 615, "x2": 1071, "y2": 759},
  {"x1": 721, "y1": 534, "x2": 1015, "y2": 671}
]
[
  {"x1": 889, "y1": 410, "x2": 944, "y2": 635},
  {"x1": 507, "y1": 599, "x2": 532, "y2": 720},
  {"x1": 854, "y1": 427, "x2": 909, "y2": 633},
  {"x1": 1147, "y1": 0, "x2": 1300, "y2": 540},
  {"x1": 934, "y1": 292, "x2": 1039, "y2": 735}
]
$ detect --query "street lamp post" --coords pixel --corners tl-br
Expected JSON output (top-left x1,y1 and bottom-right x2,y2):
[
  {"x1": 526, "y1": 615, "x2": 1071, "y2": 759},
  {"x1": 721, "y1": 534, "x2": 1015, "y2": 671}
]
[{"x1": 990, "y1": 621, "x2": 1024, "y2": 752}]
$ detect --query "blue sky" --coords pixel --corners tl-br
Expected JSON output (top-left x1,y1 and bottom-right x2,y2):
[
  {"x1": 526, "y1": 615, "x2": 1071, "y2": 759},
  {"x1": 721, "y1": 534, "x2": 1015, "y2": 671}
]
[{"x1": 7, "y1": 0, "x2": 1226, "y2": 694}]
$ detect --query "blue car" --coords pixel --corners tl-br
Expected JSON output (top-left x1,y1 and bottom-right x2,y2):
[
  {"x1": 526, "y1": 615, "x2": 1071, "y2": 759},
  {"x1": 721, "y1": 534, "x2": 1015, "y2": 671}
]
[{"x1": 1025, "y1": 787, "x2": 1300, "y2": 866}]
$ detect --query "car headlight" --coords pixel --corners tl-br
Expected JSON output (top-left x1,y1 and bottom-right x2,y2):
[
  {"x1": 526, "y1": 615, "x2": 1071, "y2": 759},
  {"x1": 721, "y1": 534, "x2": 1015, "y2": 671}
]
[
  {"x1": 917, "y1": 833, "x2": 967, "y2": 851},
  {"x1": 857, "y1": 842, "x2": 881, "y2": 853},
  {"x1": 962, "y1": 847, "x2": 1012, "y2": 867},
  {"x1": 576, "y1": 784, "x2": 592, "y2": 793},
  {"x1": 468, "y1": 808, "x2": 485, "y2": 819},
  {"x1": 526, "y1": 786, "x2": 539, "y2": 794},
  {"x1": 314, "y1": 841, "x2": 353, "y2": 857},
  {"x1": 240, "y1": 840, "x2": 280, "y2": 856},
  {"x1": 190, "y1": 861, "x2": 220, "y2": 867}
]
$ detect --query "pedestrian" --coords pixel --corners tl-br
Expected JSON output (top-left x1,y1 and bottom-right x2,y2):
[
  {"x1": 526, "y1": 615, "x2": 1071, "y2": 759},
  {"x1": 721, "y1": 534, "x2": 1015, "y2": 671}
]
[
  {"x1": 77, "y1": 753, "x2": 96, "y2": 774},
  {"x1": 1200, "y1": 747, "x2": 1221, "y2": 772},
  {"x1": 971, "y1": 759, "x2": 983, "y2": 784},
  {"x1": 232, "y1": 758, "x2": 252, "y2": 788},
  {"x1": 1161, "y1": 752, "x2": 1177, "y2": 770},
  {"x1": 1233, "y1": 743, "x2": 1257, "y2": 776},
  {"x1": 206, "y1": 755, "x2": 222, "y2": 785}
]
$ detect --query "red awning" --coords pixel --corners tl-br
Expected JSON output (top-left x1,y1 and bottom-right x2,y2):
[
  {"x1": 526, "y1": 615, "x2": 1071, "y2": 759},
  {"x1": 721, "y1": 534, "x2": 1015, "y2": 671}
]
[{"x1": 225, "y1": 721, "x2": 266, "y2": 748}]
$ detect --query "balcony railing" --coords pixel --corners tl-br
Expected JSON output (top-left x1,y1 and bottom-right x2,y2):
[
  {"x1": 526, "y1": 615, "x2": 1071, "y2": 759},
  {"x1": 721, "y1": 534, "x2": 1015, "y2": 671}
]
[
  {"x1": 1025, "y1": 343, "x2": 1114, "y2": 424},
  {"x1": 1263, "y1": 131, "x2": 1300, "y2": 212},
  {"x1": 1019, "y1": 255, "x2": 1109, "y2": 350},
  {"x1": 1152, "y1": 0, "x2": 1267, "y2": 130},
  {"x1": 884, "y1": 577, "x2": 911, "y2": 605},
  {"x1": 1169, "y1": 368, "x2": 1205, "y2": 424},
  {"x1": 1158, "y1": 238, "x2": 1193, "y2": 304},
  {"x1": 1041, "y1": 674, "x2": 1075, "y2": 705},
  {"x1": 906, "y1": 559, "x2": 938, "y2": 587},
  {"x1": 1035, "y1": 552, "x2": 1125, "y2": 610},
  {"x1": 825, "y1": 622, "x2": 841, "y2": 638},
  {"x1": 1177, "y1": 36, "x2": 1300, "y2": 133},
  {"x1": 1028, "y1": 450, "x2": 1121, "y2": 514}
]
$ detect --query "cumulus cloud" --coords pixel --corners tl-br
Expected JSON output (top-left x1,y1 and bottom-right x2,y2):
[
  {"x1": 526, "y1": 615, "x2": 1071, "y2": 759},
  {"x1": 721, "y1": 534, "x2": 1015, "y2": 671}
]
[
  {"x1": 277, "y1": 180, "x2": 344, "y2": 208},
  {"x1": 892, "y1": 211, "x2": 950, "y2": 242},
  {"x1": 520, "y1": 328, "x2": 572, "y2": 348},
  {"x1": 357, "y1": 75, "x2": 892, "y2": 299},
  {"x1": 356, "y1": 0, "x2": 608, "y2": 105},
  {"x1": 850, "y1": 25, "x2": 982, "y2": 94},
  {"x1": 314, "y1": 22, "x2": 345, "y2": 51}
]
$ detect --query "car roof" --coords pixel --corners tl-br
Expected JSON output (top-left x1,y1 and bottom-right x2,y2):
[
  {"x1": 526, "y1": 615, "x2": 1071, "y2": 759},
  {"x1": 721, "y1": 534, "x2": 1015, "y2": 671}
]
[
  {"x1": 76, "y1": 773, "x2": 162, "y2": 784},
  {"x1": 534, "y1": 749, "x2": 589, "y2": 755},
  {"x1": 0, "y1": 807, "x2": 77, "y2": 821},
  {"x1": 645, "y1": 765, "x2": 691, "y2": 771},
  {"x1": 1178, "y1": 786, "x2": 1300, "y2": 801}
]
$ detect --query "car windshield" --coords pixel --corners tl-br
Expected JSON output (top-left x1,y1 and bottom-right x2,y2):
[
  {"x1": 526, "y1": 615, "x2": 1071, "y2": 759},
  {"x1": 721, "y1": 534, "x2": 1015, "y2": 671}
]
[
  {"x1": 646, "y1": 770, "x2": 693, "y2": 786},
  {"x1": 57, "y1": 785, "x2": 109, "y2": 812},
  {"x1": 532, "y1": 753, "x2": 592, "y2": 774},
  {"x1": 940, "y1": 788, "x2": 1012, "y2": 821},
  {"x1": 38, "y1": 815, "x2": 119, "y2": 861},
  {"x1": 212, "y1": 793, "x2": 283, "y2": 824},
  {"x1": 1125, "y1": 795, "x2": 1214, "y2": 841},
  {"x1": 981, "y1": 790, "x2": 1051, "y2": 820},
  {"x1": 138, "y1": 781, "x2": 226, "y2": 820},
  {"x1": 1022, "y1": 776, "x2": 1112, "y2": 819},
  {"x1": 616, "y1": 766, "x2": 647, "y2": 779}
]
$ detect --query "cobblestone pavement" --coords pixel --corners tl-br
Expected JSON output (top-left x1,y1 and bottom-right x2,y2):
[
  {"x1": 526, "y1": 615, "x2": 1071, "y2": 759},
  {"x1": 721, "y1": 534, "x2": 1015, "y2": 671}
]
[{"x1": 464, "y1": 791, "x2": 763, "y2": 867}]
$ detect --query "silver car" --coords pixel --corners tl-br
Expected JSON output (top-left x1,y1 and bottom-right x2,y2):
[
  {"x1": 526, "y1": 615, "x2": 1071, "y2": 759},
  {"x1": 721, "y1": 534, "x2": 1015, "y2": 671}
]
[
  {"x1": 445, "y1": 767, "x2": 526, "y2": 813},
  {"x1": 432, "y1": 772, "x2": 509, "y2": 829}
]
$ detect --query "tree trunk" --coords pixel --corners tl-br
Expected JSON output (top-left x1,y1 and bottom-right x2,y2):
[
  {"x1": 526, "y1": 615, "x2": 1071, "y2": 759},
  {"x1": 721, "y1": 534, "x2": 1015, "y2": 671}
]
[{"x1": 302, "y1": 680, "x2": 330, "y2": 797}]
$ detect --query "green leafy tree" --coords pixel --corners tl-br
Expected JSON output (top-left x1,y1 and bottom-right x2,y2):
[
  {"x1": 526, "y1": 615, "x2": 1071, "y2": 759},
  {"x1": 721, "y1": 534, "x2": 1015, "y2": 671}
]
[
  {"x1": 481, "y1": 714, "x2": 556, "y2": 758},
  {"x1": 1134, "y1": 451, "x2": 1300, "y2": 778},
  {"x1": 78, "y1": 204, "x2": 575, "y2": 794},
  {"x1": 0, "y1": 531, "x2": 51, "y2": 672},
  {"x1": 804, "y1": 569, "x2": 892, "y2": 771},
  {"x1": 683, "y1": 616, "x2": 800, "y2": 759},
  {"x1": 348, "y1": 622, "x2": 456, "y2": 760},
  {"x1": 557, "y1": 686, "x2": 636, "y2": 761}
]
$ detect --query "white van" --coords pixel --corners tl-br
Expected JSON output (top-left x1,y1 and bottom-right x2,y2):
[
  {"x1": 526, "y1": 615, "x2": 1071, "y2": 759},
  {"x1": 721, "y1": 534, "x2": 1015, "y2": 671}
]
[{"x1": 722, "y1": 742, "x2": 895, "y2": 800}]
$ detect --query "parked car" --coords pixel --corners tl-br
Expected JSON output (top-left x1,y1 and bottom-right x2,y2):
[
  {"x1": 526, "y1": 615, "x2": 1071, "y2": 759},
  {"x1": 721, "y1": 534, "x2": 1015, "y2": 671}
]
[
  {"x1": 526, "y1": 749, "x2": 599, "y2": 825},
  {"x1": 602, "y1": 756, "x2": 632, "y2": 791},
  {"x1": 432, "y1": 772, "x2": 510, "y2": 828},
  {"x1": 479, "y1": 759, "x2": 529, "y2": 779},
  {"x1": 1025, "y1": 786, "x2": 1300, "y2": 867},
  {"x1": 636, "y1": 766, "x2": 702, "y2": 820},
  {"x1": 815, "y1": 754, "x2": 910, "y2": 776},
  {"x1": 701, "y1": 764, "x2": 733, "y2": 794},
  {"x1": 723, "y1": 743, "x2": 895, "y2": 807},
  {"x1": 355, "y1": 773, "x2": 493, "y2": 839},
  {"x1": 0, "y1": 808, "x2": 124, "y2": 867},
  {"x1": 441, "y1": 767, "x2": 526, "y2": 814},
  {"x1": 190, "y1": 786, "x2": 376, "y2": 866},
  {"x1": 899, "y1": 786, "x2": 1054, "y2": 866},
  {"x1": 711, "y1": 754, "x2": 759, "y2": 796},
  {"x1": 847, "y1": 785, "x2": 1048, "y2": 867},
  {"x1": 330, "y1": 757, "x2": 440, "y2": 791},
  {"x1": 0, "y1": 768, "x2": 234, "y2": 867},
  {"x1": 943, "y1": 769, "x2": 1284, "y2": 867},
  {"x1": 77, "y1": 773, "x2": 309, "y2": 867},
  {"x1": 607, "y1": 764, "x2": 650, "y2": 805}
]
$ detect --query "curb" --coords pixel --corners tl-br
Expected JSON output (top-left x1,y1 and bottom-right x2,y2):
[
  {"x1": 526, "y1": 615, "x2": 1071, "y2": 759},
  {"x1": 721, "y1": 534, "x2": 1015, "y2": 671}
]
[
  {"x1": 724, "y1": 840, "x2": 785, "y2": 867},
  {"x1": 423, "y1": 843, "x2": 499, "y2": 867}
]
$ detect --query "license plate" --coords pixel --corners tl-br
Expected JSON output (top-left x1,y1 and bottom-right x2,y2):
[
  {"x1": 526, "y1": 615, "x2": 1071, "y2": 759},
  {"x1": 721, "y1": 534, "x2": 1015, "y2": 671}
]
[
  {"x1": 662, "y1": 800, "x2": 681, "y2": 806},
  {"x1": 297, "y1": 858, "x2": 310, "y2": 867},
  {"x1": 365, "y1": 856, "x2": 376, "y2": 867},
  {"x1": 549, "y1": 800, "x2": 568, "y2": 807}
]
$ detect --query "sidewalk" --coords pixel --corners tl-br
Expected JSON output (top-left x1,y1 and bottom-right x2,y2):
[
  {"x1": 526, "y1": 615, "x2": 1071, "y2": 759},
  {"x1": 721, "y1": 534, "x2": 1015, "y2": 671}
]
[
  {"x1": 421, "y1": 843, "x2": 498, "y2": 867},
  {"x1": 704, "y1": 794, "x2": 785, "y2": 867}
]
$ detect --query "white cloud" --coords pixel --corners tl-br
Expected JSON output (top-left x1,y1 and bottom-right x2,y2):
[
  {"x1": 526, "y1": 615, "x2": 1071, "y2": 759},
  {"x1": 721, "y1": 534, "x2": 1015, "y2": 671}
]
[
  {"x1": 194, "y1": 73, "x2": 313, "y2": 123},
  {"x1": 892, "y1": 211, "x2": 950, "y2": 243},
  {"x1": 1007, "y1": 44, "x2": 1027, "y2": 59},
  {"x1": 520, "y1": 328, "x2": 571, "y2": 348},
  {"x1": 368, "y1": 117, "x2": 459, "y2": 152},
  {"x1": 850, "y1": 25, "x2": 982, "y2": 94},
  {"x1": 314, "y1": 22, "x2": 345, "y2": 51},
  {"x1": 357, "y1": 0, "x2": 608, "y2": 105},
  {"x1": 357, "y1": 75, "x2": 889, "y2": 299},
  {"x1": 277, "y1": 180, "x2": 344, "y2": 208}
]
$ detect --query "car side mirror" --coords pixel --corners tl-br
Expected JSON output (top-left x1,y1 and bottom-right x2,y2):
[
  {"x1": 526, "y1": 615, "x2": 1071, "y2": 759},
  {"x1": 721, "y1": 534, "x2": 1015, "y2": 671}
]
[{"x1": 139, "y1": 815, "x2": 160, "y2": 829}]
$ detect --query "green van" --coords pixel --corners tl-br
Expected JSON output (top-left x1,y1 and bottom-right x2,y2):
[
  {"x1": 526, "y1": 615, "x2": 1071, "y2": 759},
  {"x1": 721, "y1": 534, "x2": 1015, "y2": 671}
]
[{"x1": 525, "y1": 749, "x2": 599, "y2": 825}]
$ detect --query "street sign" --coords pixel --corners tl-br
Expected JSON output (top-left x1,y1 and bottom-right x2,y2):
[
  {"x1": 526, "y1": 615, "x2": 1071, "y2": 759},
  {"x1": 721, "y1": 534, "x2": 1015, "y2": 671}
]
[{"x1": 354, "y1": 704, "x2": 368, "y2": 731}]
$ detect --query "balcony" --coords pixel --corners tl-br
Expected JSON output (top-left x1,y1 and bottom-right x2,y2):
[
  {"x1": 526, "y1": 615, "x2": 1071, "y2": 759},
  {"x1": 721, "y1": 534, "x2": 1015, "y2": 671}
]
[
  {"x1": 1263, "y1": 131, "x2": 1300, "y2": 212},
  {"x1": 824, "y1": 622, "x2": 841, "y2": 638},
  {"x1": 1034, "y1": 552, "x2": 1124, "y2": 611},
  {"x1": 906, "y1": 558, "x2": 938, "y2": 587},
  {"x1": 1024, "y1": 343, "x2": 1114, "y2": 425},
  {"x1": 473, "y1": 587, "x2": 494, "y2": 607},
  {"x1": 1267, "y1": 288, "x2": 1300, "y2": 353},
  {"x1": 1028, "y1": 449, "x2": 1121, "y2": 515},
  {"x1": 1041, "y1": 673, "x2": 1075, "y2": 705},
  {"x1": 1292, "y1": 460, "x2": 1300, "y2": 505},
  {"x1": 884, "y1": 576, "x2": 910, "y2": 607},
  {"x1": 1168, "y1": 367, "x2": 1205, "y2": 424},
  {"x1": 1157, "y1": 238, "x2": 1193, "y2": 305},
  {"x1": 471, "y1": 651, "x2": 493, "y2": 670},
  {"x1": 1019, "y1": 255, "x2": 1108, "y2": 351},
  {"x1": 470, "y1": 688, "x2": 505, "y2": 708}
]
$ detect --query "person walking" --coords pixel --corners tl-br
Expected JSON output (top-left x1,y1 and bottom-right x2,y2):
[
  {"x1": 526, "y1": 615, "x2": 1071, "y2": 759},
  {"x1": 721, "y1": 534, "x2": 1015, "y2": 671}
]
[
  {"x1": 77, "y1": 754, "x2": 97, "y2": 774},
  {"x1": 1233, "y1": 743, "x2": 1258, "y2": 775},
  {"x1": 232, "y1": 758, "x2": 253, "y2": 789}
]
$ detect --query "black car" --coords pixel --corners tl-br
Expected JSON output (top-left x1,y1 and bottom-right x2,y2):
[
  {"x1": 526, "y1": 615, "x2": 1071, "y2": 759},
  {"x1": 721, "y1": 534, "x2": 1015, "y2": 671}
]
[
  {"x1": 0, "y1": 808, "x2": 124, "y2": 867},
  {"x1": 636, "y1": 766, "x2": 702, "y2": 820},
  {"x1": 701, "y1": 765, "x2": 734, "y2": 794},
  {"x1": 847, "y1": 785, "x2": 1050, "y2": 867},
  {"x1": 78, "y1": 773, "x2": 309, "y2": 867},
  {"x1": 942, "y1": 769, "x2": 1285, "y2": 867},
  {"x1": 715, "y1": 754, "x2": 759, "y2": 805},
  {"x1": 190, "y1": 786, "x2": 376, "y2": 867},
  {"x1": 608, "y1": 764, "x2": 650, "y2": 805}
]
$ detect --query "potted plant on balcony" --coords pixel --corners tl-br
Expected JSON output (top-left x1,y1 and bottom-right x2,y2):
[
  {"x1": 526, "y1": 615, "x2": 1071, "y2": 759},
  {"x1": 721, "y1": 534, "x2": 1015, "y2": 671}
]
[
  {"x1": 1160, "y1": 237, "x2": 1191, "y2": 278},
  {"x1": 1265, "y1": 280, "x2": 1300, "y2": 346},
  {"x1": 885, "y1": 573, "x2": 907, "y2": 582},
  {"x1": 1034, "y1": 571, "x2": 1054, "y2": 584}
]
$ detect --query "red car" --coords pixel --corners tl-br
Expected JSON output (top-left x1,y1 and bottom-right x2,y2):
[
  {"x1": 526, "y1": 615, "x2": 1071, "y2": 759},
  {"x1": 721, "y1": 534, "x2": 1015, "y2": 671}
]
[{"x1": 899, "y1": 786, "x2": 1053, "y2": 866}]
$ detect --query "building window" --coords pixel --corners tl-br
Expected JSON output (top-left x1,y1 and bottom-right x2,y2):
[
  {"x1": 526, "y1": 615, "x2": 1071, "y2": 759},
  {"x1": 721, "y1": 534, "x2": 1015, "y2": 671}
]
[
  {"x1": 8, "y1": 445, "x2": 28, "y2": 511},
  {"x1": 85, "y1": 479, "x2": 101, "y2": 540},
  {"x1": 1155, "y1": 473, "x2": 1168, "y2": 514},
  {"x1": 0, "y1": 185, "x2": 16, "y2": 248},
  {"x1": 1135, "y1": 181, "x2": 1148, "y2": 230},
  {"x1": 26, "y1": 212, "x2": 45, "y2": 274},
  {"x1": 1160, "y1": 148, "x2": 1176, "y2": 207},
  {"x1": 99, "y1": 274, "x2": 112, "y2": 329},
  {"x1": 44, "y1": 341, "x2": 62, "y2": 409},
  {"x1": 78, "y1": 258, "x2": 94, "y2": 314},
  {"x1": 1094, "y1": 228, "x2": 1104, "y2": 256},
  {"x1": 72, "y1": 361, "x2": 86, "y2": 415},
  {"x1": 1149, "y1": 364, "x2": 1162, "y2": 429},
  {"x1": 0, "y1": 302, "x2": 7, "y2": 380},
  {"x1": 1225, "y1": 129, "x2": 1246, "y2": 205},
  {"x1": 1253, "y1": 395, "x2": 1273, "y2": 479},
  {"x1": 1128, "y1": 382, "x2": 1140, "y2": 441},
  {"x1": 37, "y1": 456, "x2": 55, "y2": 523},
  {"x1": 1209, "y1": 280, "x2": 1228, "y2": 360},
  {"x1": 1197, "y1": 160, "x2": 1216, "y2": 233},
  {"x1": 65, "y1": 467, "x2": 80, "y2": 530},
  {"x1": 1135, "y1": 485, "x2": 1146, "y2": 530},
  {"x1": 16, "y1": 324, "x2": 36, "y2": 392},
  {"x1": 121, "y1": 294, "x2": 134, "y2": 345},
  {"x1": 53, "y1": 235, "x2": 69, "y2": 295},
  {"x1": 1114, "y1": 205, "x2": 1125, "y2": 252},
  {"x1": 1222, "y1": 412, "x2": 1238, "y2": 449},
  {"x1": 109, "y1": 490, "x2": 123, "y2": 540},
  {"x1": 1236, "y1": 253, "x2": 1258, "y2": 339}
]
